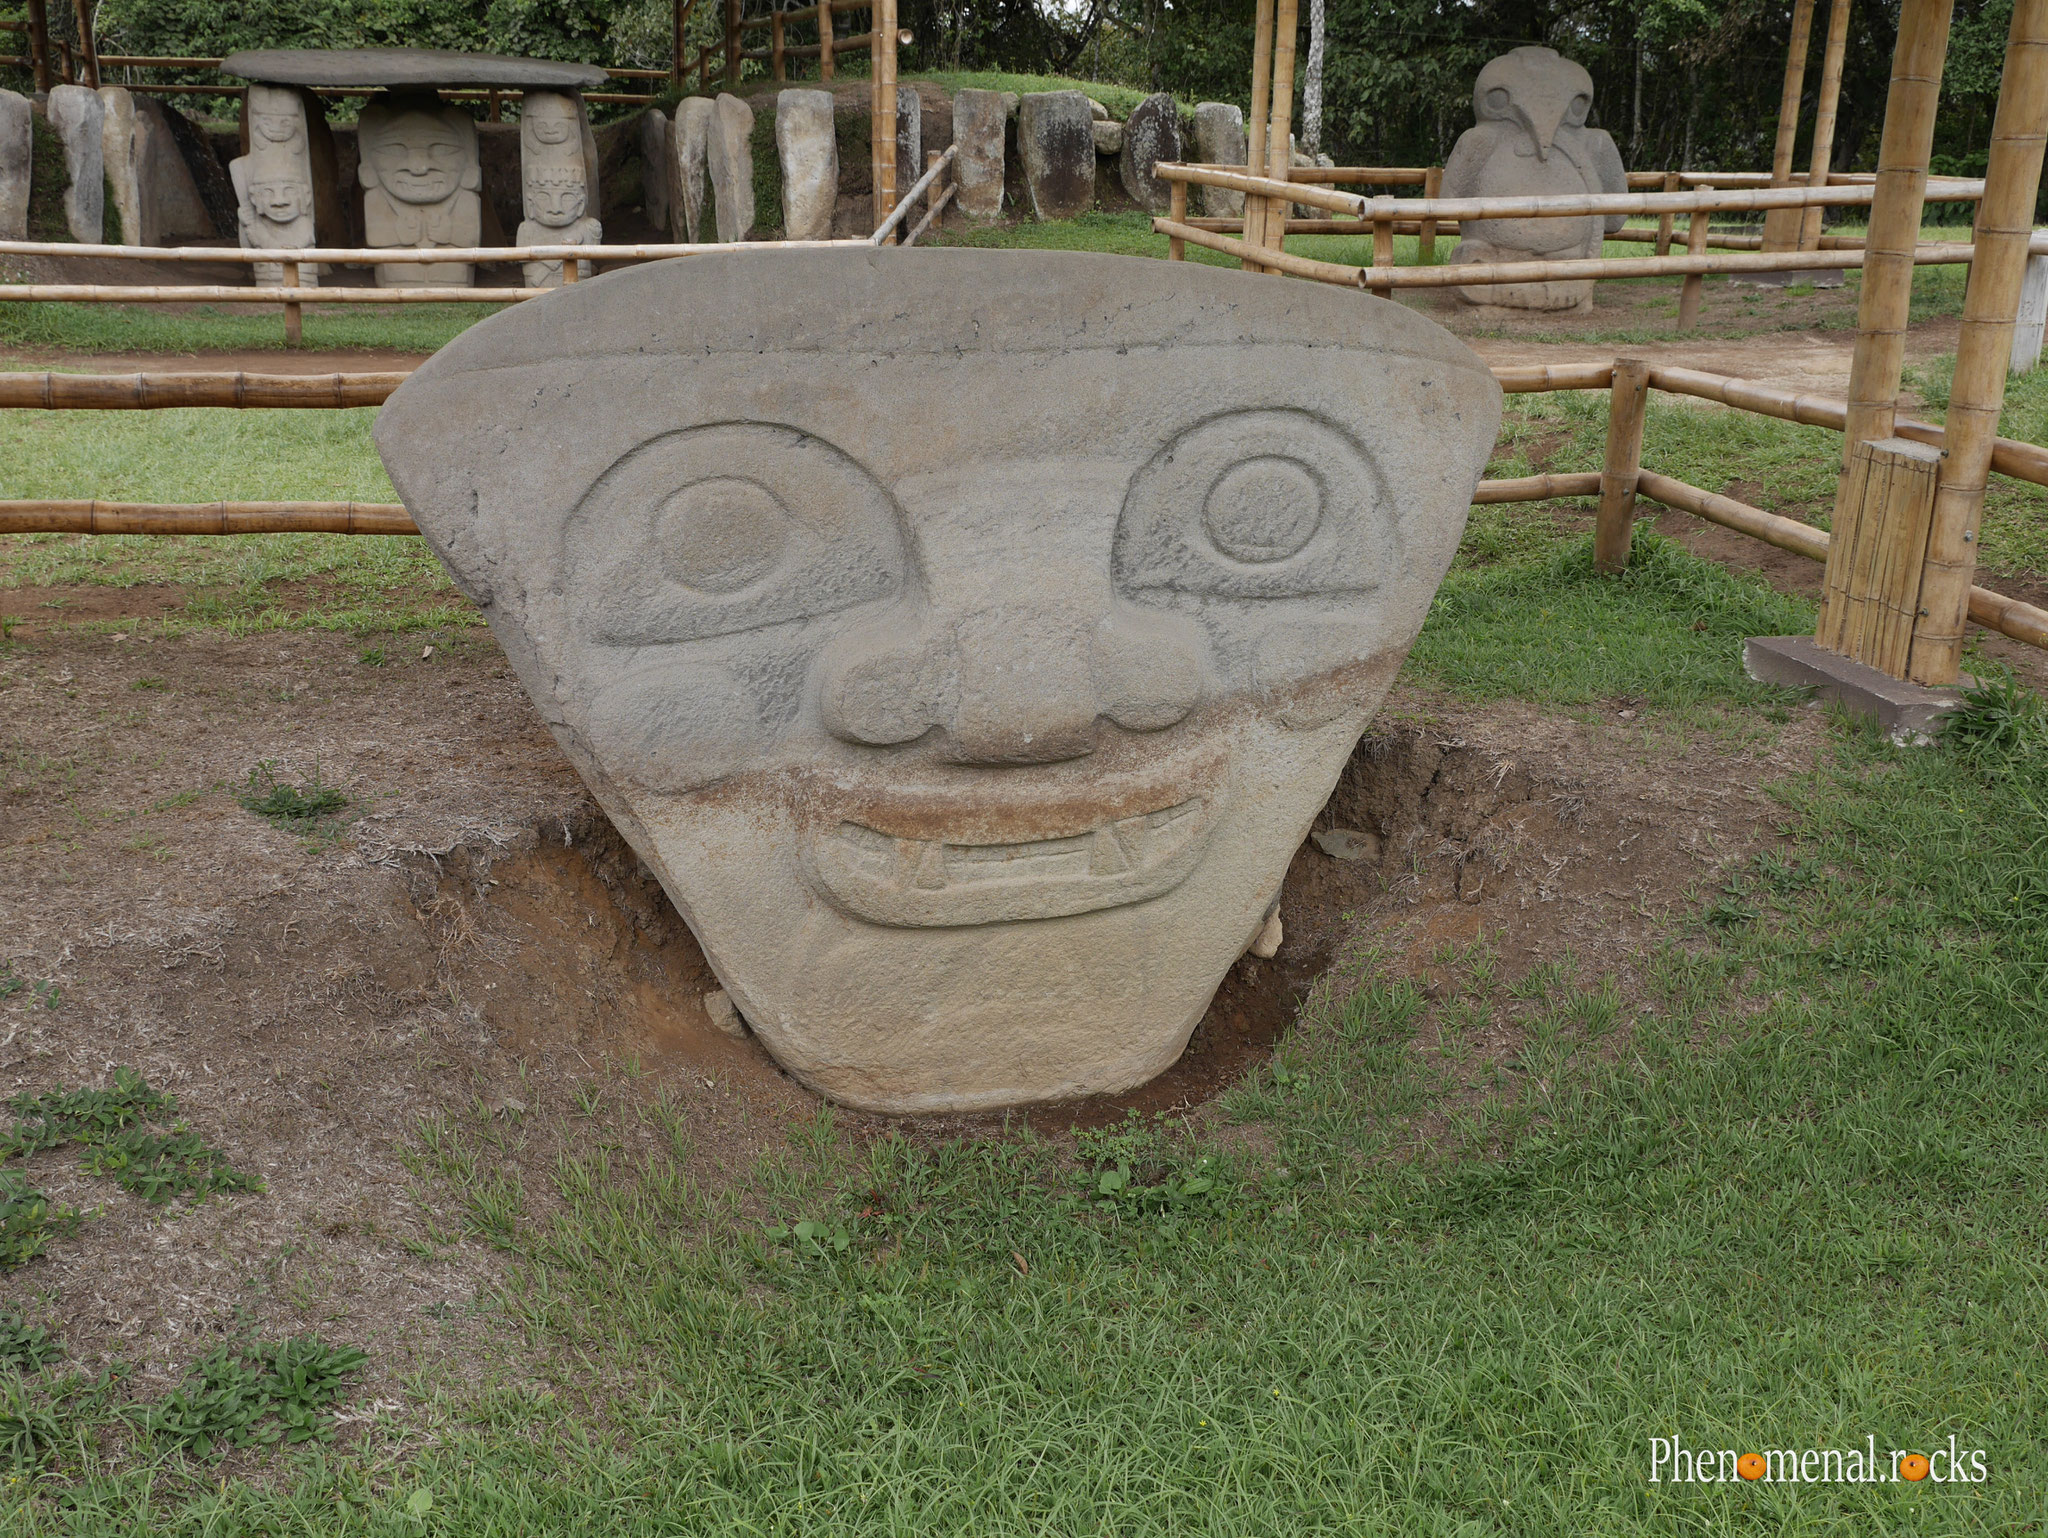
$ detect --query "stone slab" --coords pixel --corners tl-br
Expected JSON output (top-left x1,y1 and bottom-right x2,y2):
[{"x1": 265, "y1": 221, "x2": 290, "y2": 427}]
[
  {"x1": 1742, "y1": 635, "x2": 1971, "y2": 744},
  {"x1": 1017, "y1": 90, "x2": 1093, "y2": 220},
  {"x1": 46, "y1": 84, "x2": 104, "y2": 243},
  {"x1": 894, "y1": 85, "x2": 921, "y2": 204},
  {"x1": 705, "y1": 92, "x2": 754, "y2": 242},
  {"x1": 1091, "y1": 120, "x2": 1121, "y2": 156},
  {"x1": 1191, "y1": 102, "x2": 1245, "y2": 217},
  {"x1": 372, "y1": 247, "x2": 1502, "y2": 1113},
  {"x1": 675, "y1": 96, "x2": 712, "y2": 242},
  {"x1": 0, "y1": 88, "x2": 29, "y2": 242},
  {"x1": 950, "y1": 87, "x2": 1006, "y2": 221},
  {"x1": 1118, "y1": 91, "x2": 1180, "y2": 213},
  {"x1": 775, "y1": 89, "x2": 836, "y2": 241},
  {"x1": 639, "y1": 107, "x2": 671, "y2": 234},
  {"x1": 223, "y1": 47, "x2": 606, "y2": 90}
]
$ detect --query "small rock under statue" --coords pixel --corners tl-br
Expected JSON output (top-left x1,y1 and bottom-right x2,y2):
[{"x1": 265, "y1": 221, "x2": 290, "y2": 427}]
[{"x1": 1441, "y1": 46, "x2": 1627, "y2": 313}]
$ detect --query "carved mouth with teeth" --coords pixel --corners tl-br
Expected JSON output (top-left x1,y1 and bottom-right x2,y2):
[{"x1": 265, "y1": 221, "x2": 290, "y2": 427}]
[{"x1": 806, "y1": 793, "x2": 1221, "y2": 927}]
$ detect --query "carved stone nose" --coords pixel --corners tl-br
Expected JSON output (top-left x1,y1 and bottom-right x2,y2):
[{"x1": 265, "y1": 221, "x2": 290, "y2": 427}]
[{"x1": 819, "y1": 602, "x2": 1204, "y2": 764}]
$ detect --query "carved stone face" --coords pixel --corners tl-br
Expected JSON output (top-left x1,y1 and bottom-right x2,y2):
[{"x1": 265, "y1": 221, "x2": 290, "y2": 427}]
[
  {"x1": 360, "y1": 103, "x2": 474, "y2": 205},
  {"x1": 1472, "y1": 45, "x2": 1597, "y2": 161},
  {"x1": 374, "y1": 250, "x2": 1502, "y2": 1112},
  {"x1": 521, "y1": 92, "x2": 579, "y2": 148},
  {"x1": 248, "y1": 177, "x2": 312, "y2": 225},
  {"x1": 525, "y1": 166, "x2": 588, "y2": 227},
  {"x1": 247, "y1": 85, "x2": 304, "y2": 148}
]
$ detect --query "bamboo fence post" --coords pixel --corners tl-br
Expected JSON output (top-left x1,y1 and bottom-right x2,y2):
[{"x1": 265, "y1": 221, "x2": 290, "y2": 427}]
[
  {"x1": 280, "y1": 261, "x2": 302, "y2": 346},
  {"x1": 1800, "y1": 0, "x2": 1854, "y2": 250},
  {"x1": 771, "y1": 9, "x2": 785, "y2": 80},
  {"x1": 486, "y1": 88, "x2": 502, "y2": 122},
  {"x1": 25, "y1": 0, "x2": 51, "y2": 91},
  {"x1": 1763, "y1": 0, "x2": 1818, "y2": 253},
  {"x1": 1369, "y1": 202, "x2": 1393, "y2": 294},
  {"x1": 1420, "y1": 165, "x2": 1442, "y2": 262},
  {"x1": 725, "y1": 0, "x2": 740, "y2": 87},
  {"x1": 1595, "y1": 358, "x2": 1651, "y2": 572},
  {"x1": 1243, "y1": 0, "x2": 1276, "y2": 270},
  {"x1": 672, "y1": 0, "x2": 688, "y2": 86},
  {"x1": 871, "y1": 0, "x2": 897, "y2": 234},
  {"x1": 69, "y1": 0, "x2": 97, "y2": 86},
  {"x1": 1677, "y1": 209, "x2": 1708, "y2": 327},
  {"x1": 1656, "y1": 170, "x2": 1679, "y2": 254},
  {"x1": 1168, "y1": 179, "x2": 1186, "y2": 259},
  {"x1": 819, "y1": 0, "x2": 833, "y2": 79},
  {"x1": 1263, "y1": 0, "x2": 1300, "y2": 268},
  {"x1": 1908, "y1": 0, "x2": 2048, "y2": 685},
  {"x1": 1840, "y1": 0, "x2": 1954, "y2": 455}
]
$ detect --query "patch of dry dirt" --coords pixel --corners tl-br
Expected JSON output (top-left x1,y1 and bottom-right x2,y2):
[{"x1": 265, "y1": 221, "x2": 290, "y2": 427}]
[{"x1": 0, "y1": 612, "x2": 1824, "y2": 1436}]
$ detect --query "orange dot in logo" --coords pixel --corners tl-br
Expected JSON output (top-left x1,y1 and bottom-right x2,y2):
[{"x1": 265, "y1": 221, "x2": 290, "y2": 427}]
[
  {"x1": 1900, "y1": 1454, "x2": 1931, "y2": 1481},
  {"x1": 1737, "y1": 1453, "x2": 1766, "y2": 1481}
]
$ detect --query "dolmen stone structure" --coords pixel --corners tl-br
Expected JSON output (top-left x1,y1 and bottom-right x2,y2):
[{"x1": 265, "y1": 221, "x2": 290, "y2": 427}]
[
  {"x1": 230, "y1": 84, "x2": 321, "y2": 284},
  {"x1": 374, "y1": 248, "x2": 1501, "y2": 1112},
  {"x1": 223, "y1": 48, "x2": 607, "y2": 284},
  {"x1": 1441, "y1": 46, "x2": 1627, "y2": 312}
]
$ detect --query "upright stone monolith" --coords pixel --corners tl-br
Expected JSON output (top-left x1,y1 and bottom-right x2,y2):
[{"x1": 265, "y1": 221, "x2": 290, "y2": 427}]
[
  {"x1": 639, "y1": 106, "x2": 671, "y2": 235},
  {"x1": 895, "y1": 85, "x2": 921, "y2": 202},
  {"x1": 1118, "y1": 92, "x2": 1180, "y2": 213},
  {"x1": 0, "y1": 89, "x2": 30, "y2": 241},
  {"x1": 776, "y1": 89, "x2": 837, "y2": 240},
  {"x1": 1191, "y1": 102, "x2": 1246, "y2": 216},
  {"x1": 951, "y1": 88, "x2": 1006, "y2": 221},
  {"x1": 1017, "y1": 90, "x2": 1093, "y2": 220},
  {"x1": 46, "y1": 84, "x2": 104, "y2": 243},
  {"x1": 705, "y1": 92, "x2": 755, "y2": 242},
  {"x1": 675, "y1": 95, "x2": 713, "y2": 242}
]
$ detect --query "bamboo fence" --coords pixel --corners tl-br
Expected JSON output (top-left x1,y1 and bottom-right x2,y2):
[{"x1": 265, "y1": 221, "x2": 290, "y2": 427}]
[{"x1": 4, "y1": 358, "x2": 2044, "y2": 655}]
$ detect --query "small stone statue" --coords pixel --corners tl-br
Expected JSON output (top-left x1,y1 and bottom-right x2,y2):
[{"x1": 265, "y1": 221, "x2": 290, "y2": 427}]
[
  {"x1": 357, "y1": 94, "x2": 482, "y2": 287},
  {"x1": 517, "y1": 163, "x2": 601, "y2": 287},
  {"x1": 1441, "y1": 46, "x2": 1628, "y2": 313},
  {"x1": 230, "y1": 85, "x2": 320, "y2": 285}
]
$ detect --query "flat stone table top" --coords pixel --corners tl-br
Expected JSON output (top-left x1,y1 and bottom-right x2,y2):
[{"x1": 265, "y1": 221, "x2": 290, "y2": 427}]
[{"x1": 222, "y1": 48, "x2": 608, "y2": 91}]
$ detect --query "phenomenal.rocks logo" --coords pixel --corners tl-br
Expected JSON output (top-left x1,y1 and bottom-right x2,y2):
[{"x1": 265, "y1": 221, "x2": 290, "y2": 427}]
[{"x1": 1650, "y1": 1436, "x2": 1988, "y2": 1484}]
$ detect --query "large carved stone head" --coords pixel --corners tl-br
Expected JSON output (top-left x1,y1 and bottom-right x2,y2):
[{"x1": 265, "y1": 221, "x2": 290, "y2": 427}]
[
  {"x1": 524, "y1": 163, "x2": 589, "y2": 228},
  {"x1": 1473, "y1": 45, "x2": 1595, "y2": 161},
  {"x1": 374, "y1": 250, "x2": 1501, "y2": 1112},
  {"x1": 245, "y1": 84, "x2": 306, "y2": 152},
  {"x1": 520, "y1": 90, "x2": 581, "y2": 150},
  {"x1": 358, "y1": 96, "x2": 480, "y2": 207}
]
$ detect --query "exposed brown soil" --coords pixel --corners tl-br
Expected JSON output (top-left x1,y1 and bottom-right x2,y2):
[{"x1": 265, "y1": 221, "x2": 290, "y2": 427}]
[{"x1": 0, "y1": 607, "x2": 1821, "y2": 1423}]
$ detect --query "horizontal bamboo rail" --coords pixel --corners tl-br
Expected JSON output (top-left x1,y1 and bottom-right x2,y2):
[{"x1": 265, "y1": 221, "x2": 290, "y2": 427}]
[
  {"x1": 0, "y1": 501, "x2": 413, "y2": 534},
  {"x1": 1153, "y1": 217, "x2": 1976, "y2": 287},
  {"x1": 0, "y1": 371, "x2": 407, "y2": 408},
  {"x1": 1635, "y1": 472, "x2": 2048, "y2": 650},
  {"x1": 1154, "y1": 164, "x2": 1986, "y2": 221},
  {"x1": 0, "y1": 238, "x2": 868, "y2": 265},
  {"x1": 738, "y1": 0, "x2": 869, "y2": 27},
  {"x1": 1473, "y1": 472, "x2": 1604, "y2": 502},
  {"x1": 1492, "y1": 362, "x2": 1618, "y2": 392},
  {"x1": 0, "y1": 284, "x2": 545, "y2": 304},
  {"x1": 741, "y1": 32, "x2": 873, "y2": 60}
]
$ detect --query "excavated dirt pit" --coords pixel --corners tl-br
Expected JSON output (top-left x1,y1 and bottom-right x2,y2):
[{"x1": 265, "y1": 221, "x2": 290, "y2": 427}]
[{"x1": 0, "y1": 614, "x2": 1824, "y2": 1414}]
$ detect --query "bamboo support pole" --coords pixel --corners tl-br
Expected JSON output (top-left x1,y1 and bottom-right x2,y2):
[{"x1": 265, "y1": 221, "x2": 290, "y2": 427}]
[
  {"x1": 1420, "y1": 165, "x2": 1443, "y2": 262},
  {"x1": 1243, "y1": 0, "x2": 1275, "y2": 268},
  {"x1": 1369, "y1": 212, "x2": 1393, "y2": 294},
  {"x1": 1800, "y1": 0, "x2": 1855, "y2": 250},
  {"x1": 1678, "y1": 209, "x2": 1709, "y2": 327},
  {"x1": 1908, "y1": 0, "x2": 2048, "y2": 685},
  {"x1": 1655, "y1": 171, "x2": 1679, "y2": 254},
  {"x1": 25, "y1": 0, "x2": 51, "y2": 92},
  {"x1": 872, "y1": 0, "x2": 898, "y2": 234},
  {"x1": 0, "y1": 501, "x2": 415, "y2": 535},
  {"x1": 869, "y1": 146, "x2": 954, "y2": 244},
  {"x1": 771, "y1": 9, "x2": 784, "y2": 80},
  {"x1": 1595, "y1": 359, "x2": 1651, "y2": 572},
  {"x1": 1168, "y1": 179, "x2": 1186, "y2": 260},
  {"x1": 819, "y1": 0, "x2": 833, "y2": 79},
  {"x1": 902, "y1": 154, "x2": 953, "y2": 246},
  {"x1": 1764, "y1": 0, "x2": 1819, "y2": 254},
  {"x1": 1637, "y1": 472, "x2": 1831, "y2": 561},
  {"x1": 280, "y1": 261, "x2": 302, "y2": 346},
  {"x1": 672, "y1": 0, "x2": 690, "y2": 86},
  {"x1": 0, "y1": 371, "x2": 407, "y2": 408},
  {"x1": 69, "y1": 0, "x2": 97, "y2": 86},
  {"x1": 1841, "y1": 0, "x2": 1955, "y2": 454},
  {"x1": 1472, "y1": 472, "x2": 1605, "y2": 502},
  {"x1": 1262, "y1": 0, "x2": 1300, "y2": 266}
]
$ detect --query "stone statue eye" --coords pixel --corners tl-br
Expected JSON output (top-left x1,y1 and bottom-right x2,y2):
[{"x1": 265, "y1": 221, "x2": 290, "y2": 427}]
[
  {"x1": 1112, "y1": 409, "x2": 1395, "y2": 601},
  {"x1": 569, "y1": 423, "x2": 906, "y2": 645},
  {"x1": 1484, "y1": 87, "x2": 1510, "y2": 113},
  {"x1": 1567, "y1": 93, "x2": 1590, "y2": 123}
]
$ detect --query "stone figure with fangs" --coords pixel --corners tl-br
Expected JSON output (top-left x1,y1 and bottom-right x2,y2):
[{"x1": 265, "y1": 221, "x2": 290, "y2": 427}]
[{"x1": 373, "y1": 249, "x2": 1502, "y2": 1113}]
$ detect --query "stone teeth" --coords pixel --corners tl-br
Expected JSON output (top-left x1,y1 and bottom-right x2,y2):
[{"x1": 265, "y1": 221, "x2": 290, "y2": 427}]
[
  {"x1": 910, "y1": 840, "x2": 949, "y2": 890},
  {"x1": 1088, "y1": 827, "x2": 1131, "y2": 876}
]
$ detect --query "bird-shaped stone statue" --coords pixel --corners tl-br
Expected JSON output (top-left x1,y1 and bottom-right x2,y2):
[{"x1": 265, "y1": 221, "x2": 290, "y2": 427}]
[{"x1": 1441, "y1": 46, "x2": 1629, "y2": 312}]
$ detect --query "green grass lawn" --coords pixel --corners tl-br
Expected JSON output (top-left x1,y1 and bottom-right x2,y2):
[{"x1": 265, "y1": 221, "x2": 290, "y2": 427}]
[
  {"x1": 10, "y1": 525, "x2": 2046, "y2": 1534},
  {"x1": 0, "y1": 302, "x2": 502, "y2": 358}
]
